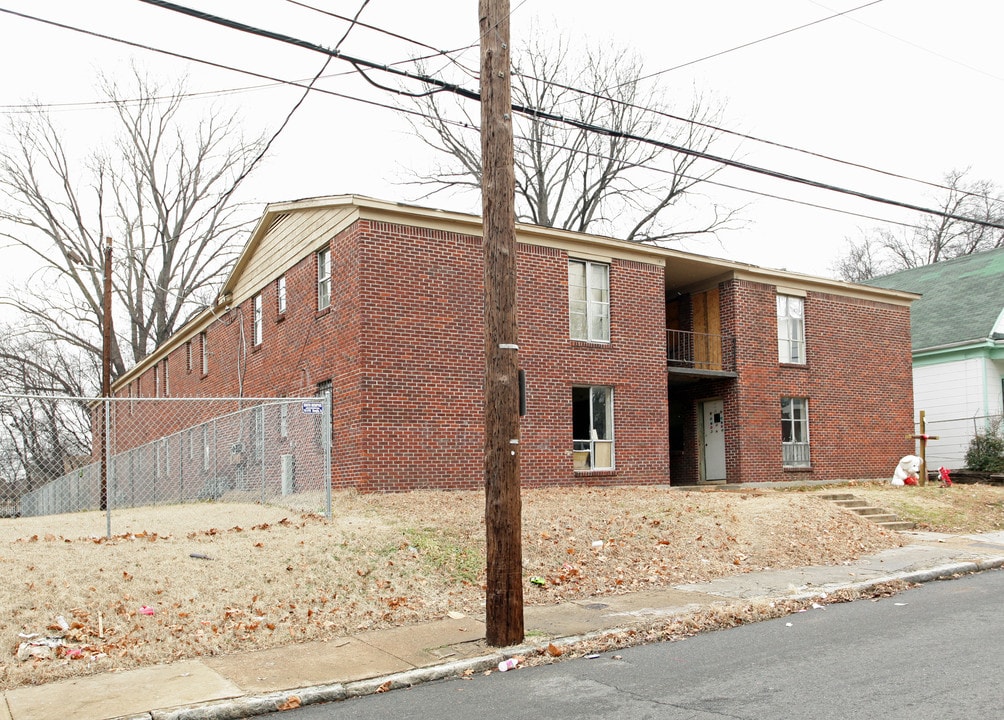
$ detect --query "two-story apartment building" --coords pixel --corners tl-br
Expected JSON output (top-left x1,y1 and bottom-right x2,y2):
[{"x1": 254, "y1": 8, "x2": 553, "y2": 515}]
[{"x1": 109, "y1": 195, "x2": 918, "y2": 492}]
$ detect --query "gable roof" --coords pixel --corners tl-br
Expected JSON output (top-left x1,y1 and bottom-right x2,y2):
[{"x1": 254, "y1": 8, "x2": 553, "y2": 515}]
[
  {"x1": 865, "y1": 247, "x2": 1004, "y2": 351},
  {"x1": 218, "y1": 194, "x2": 918, "y2": 307}
]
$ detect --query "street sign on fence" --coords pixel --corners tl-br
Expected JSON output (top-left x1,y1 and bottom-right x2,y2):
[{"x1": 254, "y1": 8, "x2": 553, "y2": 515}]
[{"x1": 301, "y1": 402, "x2": 324, "y2": 414}]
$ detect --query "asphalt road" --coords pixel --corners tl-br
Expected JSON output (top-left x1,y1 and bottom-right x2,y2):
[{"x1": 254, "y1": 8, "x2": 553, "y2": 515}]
[{"x1": 270, "y1": 569, "x2": 1004, "y2": 720}]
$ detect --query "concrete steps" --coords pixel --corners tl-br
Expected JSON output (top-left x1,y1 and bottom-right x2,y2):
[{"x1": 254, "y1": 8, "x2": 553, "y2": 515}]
[{"x1": 819, "y1": 492, "x2": 915, "y2": 531}]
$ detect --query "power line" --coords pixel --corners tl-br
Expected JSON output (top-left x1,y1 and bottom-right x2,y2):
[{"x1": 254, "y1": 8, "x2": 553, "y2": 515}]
[
  {"x1": 16, "y1": 3, "x2": 923, "y2": 236},
  {"x1": 631, "y1": 0, "x2": 885, "y2": 82},
  {"x1": 280, "y1": 0, "x2": 997, "y2": 204},
  {"x1": 0, "y1": 3, "x2": 475, "y2": 112},
  {"x1": 284, "y1": 0, "x2": 475, "y2": 62},
  {"x1": 285, "y1": 0, "x2": 481, "y2": 80},
  {"x1": 512, "y1": 71, "x2": 968, "y2": 200},
  {"x1": 434, "y1": 123, "x2": 929, "y2": 234},
  {"x1": 0, "y1": 2, "x2": 986, "y2": 235},
  {"x1": 4, "y1": 1, "x2": 975, "y2": 212},
  {"x1": 0, "y1": 6, "x2": 470, "y2": 133},
  {"x1": 132, "y1": 0, "x2": 1004, "y2": 232},
  {"x1": 809, "y1": 0, "x2": 1004, "y2": 84},
  {"x1": 212, "y1": 0, "x2": 374, "y2": 214}
]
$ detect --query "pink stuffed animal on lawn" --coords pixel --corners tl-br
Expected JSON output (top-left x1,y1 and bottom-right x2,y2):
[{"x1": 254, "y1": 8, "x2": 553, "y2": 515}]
[{"x1": 891, "y1": 455, "x2": 921, "y2": 486}]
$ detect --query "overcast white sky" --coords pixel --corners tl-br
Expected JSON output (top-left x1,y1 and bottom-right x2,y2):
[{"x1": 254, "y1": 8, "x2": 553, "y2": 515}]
[{"x1": 2, "y1": 0, "x2": 1002, "y2": 282}]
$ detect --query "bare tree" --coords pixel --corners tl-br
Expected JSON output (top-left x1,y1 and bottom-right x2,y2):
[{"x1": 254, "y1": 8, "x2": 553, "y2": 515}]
[
  {"x1": 834, "y1": 170, "x2": 1004, "y2": 281},
  {"x1": 0, "y1": 66, "x2": 267, "y2": 385},
  {"x1": 0, "y1": 329, "x2": 92, "y2": 500},
  {"x1": 403, "y1": 31, "x2": 741, "y2": 243}
]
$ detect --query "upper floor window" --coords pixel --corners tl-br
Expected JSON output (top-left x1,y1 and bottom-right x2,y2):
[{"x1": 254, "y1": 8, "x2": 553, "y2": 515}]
[
  {"x1": 252, "y1": 293, "x2": 263, "y2": 346},
  {"x1": 317, "y1": 248, "x2": 331, "y2": 311},
  {"x1": 569, "y1": 259, "x2": 609, "y2": 342},
  {"x1": 776, "y1": 294, "x2": 805, "y2": 364},
  {"x1": 277, "y1": 275, "x2": 287, "y2": 315},
  {"x1": 781, "y1": 397, "x2": 810, "y2": 467}
]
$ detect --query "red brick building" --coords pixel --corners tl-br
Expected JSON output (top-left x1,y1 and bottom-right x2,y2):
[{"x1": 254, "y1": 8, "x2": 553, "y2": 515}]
[{"x1": 111, "y1": 195, "x2": 918, "y2": 490}]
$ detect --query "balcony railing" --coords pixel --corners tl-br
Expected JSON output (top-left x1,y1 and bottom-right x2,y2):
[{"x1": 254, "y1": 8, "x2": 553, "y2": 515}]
[{"x1": 667, "y1": 329, "x2": 737, "y2": 373}]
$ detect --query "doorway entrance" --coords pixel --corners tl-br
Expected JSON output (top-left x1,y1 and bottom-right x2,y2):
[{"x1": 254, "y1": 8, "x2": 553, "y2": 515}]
[{"x1": 699, "y1": 399, "x2": 726, "y2": 482}]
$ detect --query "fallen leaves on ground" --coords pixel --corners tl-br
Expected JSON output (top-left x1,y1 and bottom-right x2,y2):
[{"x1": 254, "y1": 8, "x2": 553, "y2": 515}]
[{"x1": 0, "y1": 483, "x2": 997, "y2": 691}]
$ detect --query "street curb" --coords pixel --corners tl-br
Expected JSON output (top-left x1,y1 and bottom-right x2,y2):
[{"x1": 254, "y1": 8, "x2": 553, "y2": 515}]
[
  {"x1": 149, "y1": 682, "x2": 347, "y2": 720},
  {"x1": 784, "y1": 557, "x2": 1004, "y2": 602},
  {"x1": 111, "y1": 557, "x2": 1004, "y2": 720}
]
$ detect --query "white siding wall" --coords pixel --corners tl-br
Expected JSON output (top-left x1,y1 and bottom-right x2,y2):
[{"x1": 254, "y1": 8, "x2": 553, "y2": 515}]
[{"x1": 914, "y1": 356, "x2": 1004, "y2": 468}]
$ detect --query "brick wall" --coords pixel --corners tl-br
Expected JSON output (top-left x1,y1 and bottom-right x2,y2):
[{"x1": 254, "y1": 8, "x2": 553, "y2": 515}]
[
  {"x1": 114, "y1": 216, "x2": 913, "y2": 490},
  {"x1": 342, "y1": 221, "x2": 670, "y2": 491},
  {"x1": 727, "y1": 279, "x2": 913, "y2": 482},
  {"x1": 118, "y1": 219, "x2": 669, "y2": 492}
]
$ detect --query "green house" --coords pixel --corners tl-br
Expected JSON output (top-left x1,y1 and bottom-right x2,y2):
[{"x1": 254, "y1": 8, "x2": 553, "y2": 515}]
[{"x1": 868, "y1": 247, "x2": 1004, "y2": 468}]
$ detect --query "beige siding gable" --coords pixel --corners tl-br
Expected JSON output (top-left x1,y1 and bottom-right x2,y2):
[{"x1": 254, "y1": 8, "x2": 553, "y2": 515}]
[{"x1": 227, "y1": 205, "x2": 357, "y2": 305}]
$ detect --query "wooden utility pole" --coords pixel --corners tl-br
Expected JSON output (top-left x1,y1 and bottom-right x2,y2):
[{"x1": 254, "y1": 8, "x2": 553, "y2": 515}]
[
  {"x1": 480, "y1": 0, "x2": 524, "y2": 646},
  {"x1": 100, "y1": 236, "x2": 113, "y2": 512},
  {"x1": 909, "y1": 410, "x2": 939, "y2": 486}
]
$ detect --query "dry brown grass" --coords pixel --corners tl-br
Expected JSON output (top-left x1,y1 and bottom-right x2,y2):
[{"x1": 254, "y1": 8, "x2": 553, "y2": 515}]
[
  {"x1": 844, "y1": 481, "x2": 1004, "y2": 532},
  {"x1": 2, "y1": 483, "x2": 998, "y2": 691}
]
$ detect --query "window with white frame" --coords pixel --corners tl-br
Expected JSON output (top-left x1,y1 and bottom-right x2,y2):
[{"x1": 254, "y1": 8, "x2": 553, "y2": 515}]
[
  {"x1": 252, "y1": 293, "x2": 263, "y2": 346},
  {"x1": 317, "y1": 248, "x2": 331, "y2": 311},
  {"x1": 781, "y1": 397, "x2": 810, "y2": 467},
  {"x1": 568, "y1": 259, "x2": 610, "y2": 342},
  {"x1": 277, "y1": 275, "x2": 287, "y2": 315},
  {"x1": 777, "y1": 294, "x2": 805, "y2": 364},
  {"x1": 572, "y1": 385, "x2": 614, "y2": 470}
]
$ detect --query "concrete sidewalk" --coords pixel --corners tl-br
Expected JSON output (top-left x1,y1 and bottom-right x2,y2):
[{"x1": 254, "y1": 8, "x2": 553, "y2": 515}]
[{"x1": 5, "y1": 530, "x2": 1004, "y2": 720}]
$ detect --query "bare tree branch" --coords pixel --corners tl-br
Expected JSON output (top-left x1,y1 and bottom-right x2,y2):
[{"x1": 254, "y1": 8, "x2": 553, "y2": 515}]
[
  {"x1": 0, "y1": 67, "x2": 268, "y2": 501},
  {"x1": 833, "y1": 169, "x2": 1004, "y2": 281},
  {"x1": 0, "y1": 65, "x2": 267, "y2": 385},
  {"x1": 399, "y1": 29, "x2": 740, "y2": 243}
]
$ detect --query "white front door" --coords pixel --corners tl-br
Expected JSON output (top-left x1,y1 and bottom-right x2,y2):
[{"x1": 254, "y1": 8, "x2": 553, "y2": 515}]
[{"x1": 700, "y1": 399, "x2": 726, "y2": 481}]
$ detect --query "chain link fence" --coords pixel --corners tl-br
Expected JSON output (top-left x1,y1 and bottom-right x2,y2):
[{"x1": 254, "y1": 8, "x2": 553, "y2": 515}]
[
  {"x1": 916, "y1": 413, "x2": 1002, "y2": 469},
  {"x1": 0, "y1": 394, "x2": 331, "y2": 536}
]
